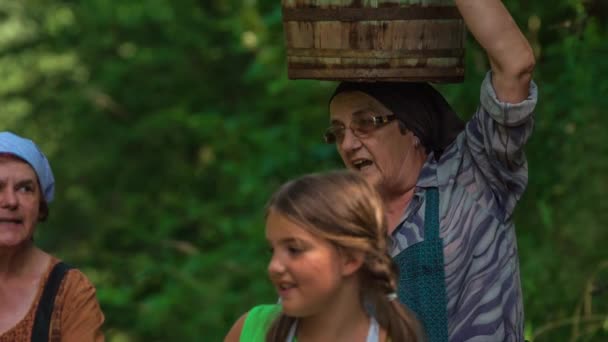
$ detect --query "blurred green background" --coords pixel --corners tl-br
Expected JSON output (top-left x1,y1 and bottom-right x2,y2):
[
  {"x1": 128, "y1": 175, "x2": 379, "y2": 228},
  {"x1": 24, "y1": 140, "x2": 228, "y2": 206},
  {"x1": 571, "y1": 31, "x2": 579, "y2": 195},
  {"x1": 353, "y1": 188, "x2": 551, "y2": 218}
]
[{"x1": 0, "y1": 0, "x2": 606, "y2": 341}]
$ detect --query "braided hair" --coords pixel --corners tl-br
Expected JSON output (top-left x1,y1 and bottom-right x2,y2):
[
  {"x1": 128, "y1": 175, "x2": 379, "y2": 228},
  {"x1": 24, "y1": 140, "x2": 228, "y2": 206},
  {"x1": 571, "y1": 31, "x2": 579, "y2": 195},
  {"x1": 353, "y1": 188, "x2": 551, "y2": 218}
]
[{"x1": 265, "y1": 170, "x2": 423, "y2": 341}]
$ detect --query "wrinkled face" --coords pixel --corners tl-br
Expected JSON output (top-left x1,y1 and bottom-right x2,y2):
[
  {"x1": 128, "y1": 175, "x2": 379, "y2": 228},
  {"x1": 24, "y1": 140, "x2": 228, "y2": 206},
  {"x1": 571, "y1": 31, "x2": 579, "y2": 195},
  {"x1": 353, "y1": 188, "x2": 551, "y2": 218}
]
[
  {"x1": 0, "y1": 155, "x2": 41, "y2": 249},
  {"x1": 266, "y1": 210, "x2": 351, "y2": 317},
  {"x1": 329, "y1": 91, "x2": 419, "y2": 195}
]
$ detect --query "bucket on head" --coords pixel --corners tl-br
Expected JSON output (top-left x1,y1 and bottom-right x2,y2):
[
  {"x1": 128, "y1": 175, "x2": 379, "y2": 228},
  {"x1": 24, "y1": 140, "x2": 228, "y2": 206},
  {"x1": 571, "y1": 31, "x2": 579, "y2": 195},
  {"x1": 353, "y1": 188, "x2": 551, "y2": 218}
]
[{"x1": 281, "y1": 0, "x2": 466, "y2": 83}]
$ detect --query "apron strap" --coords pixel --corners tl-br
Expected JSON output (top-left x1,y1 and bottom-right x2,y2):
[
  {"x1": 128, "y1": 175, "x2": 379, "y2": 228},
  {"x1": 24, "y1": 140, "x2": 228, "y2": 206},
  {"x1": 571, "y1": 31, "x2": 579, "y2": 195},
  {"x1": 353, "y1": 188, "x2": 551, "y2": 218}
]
[
  {"x1": 394, "y1": 187, "x2": 449, "y2": 341},
  {"x1": 31, "y1": 262, "x2": 72, "y2": 342},
  {"x1": 424, "y1": 187, "x2": 440, "y2": 239}
]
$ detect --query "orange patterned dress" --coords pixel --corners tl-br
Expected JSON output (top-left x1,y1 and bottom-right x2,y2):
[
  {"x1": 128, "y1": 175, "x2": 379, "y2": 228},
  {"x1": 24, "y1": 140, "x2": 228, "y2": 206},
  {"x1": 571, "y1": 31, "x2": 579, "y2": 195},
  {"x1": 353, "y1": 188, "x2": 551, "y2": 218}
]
[{"x1": 0, "y1": 258, "x2": 105, "y2": 342}]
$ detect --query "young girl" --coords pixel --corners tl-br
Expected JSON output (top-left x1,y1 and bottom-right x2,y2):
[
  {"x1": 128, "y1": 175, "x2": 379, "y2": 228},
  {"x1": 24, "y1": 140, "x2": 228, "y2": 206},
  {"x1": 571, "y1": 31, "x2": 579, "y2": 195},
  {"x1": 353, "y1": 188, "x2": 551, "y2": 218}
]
[{"x1": 224, "y1": 171, "x2": 423, "y2": 341}]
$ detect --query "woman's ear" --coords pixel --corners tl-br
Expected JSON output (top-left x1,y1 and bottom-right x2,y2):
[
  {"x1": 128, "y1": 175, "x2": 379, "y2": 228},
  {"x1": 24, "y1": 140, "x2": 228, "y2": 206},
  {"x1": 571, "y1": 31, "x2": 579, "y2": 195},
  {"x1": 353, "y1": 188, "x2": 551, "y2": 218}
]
[
  {"x1": 38, "y1": 199, "x2": 49, "y2": 222},
  {"x1": 340, "y1": 250, "x2": 365, "y2": 277}
]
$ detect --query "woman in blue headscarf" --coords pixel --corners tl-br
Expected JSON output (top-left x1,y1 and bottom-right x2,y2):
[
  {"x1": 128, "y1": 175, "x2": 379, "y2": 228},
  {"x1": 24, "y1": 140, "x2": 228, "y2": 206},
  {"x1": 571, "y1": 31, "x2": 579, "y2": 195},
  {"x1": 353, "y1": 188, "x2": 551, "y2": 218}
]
[{"x1": 0, "y1": 132, "x2": 105, "y2": 342}]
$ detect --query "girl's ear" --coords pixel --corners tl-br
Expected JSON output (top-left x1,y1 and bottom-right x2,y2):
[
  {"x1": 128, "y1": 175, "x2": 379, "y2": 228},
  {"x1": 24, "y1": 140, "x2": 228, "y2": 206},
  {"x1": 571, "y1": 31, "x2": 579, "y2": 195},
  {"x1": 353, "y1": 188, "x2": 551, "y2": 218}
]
[{"x1": 340, "y1": 250, "x2": 365, "y2": 277}]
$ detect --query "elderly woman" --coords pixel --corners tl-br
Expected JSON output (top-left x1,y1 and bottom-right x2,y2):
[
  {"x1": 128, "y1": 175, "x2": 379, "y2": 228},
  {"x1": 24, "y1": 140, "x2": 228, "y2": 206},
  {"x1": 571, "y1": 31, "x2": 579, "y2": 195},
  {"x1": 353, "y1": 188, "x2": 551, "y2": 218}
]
[
  {"x1": 326, "y1": 1, "x2": 536, "y2": 341},
  {"x1": 0, "y1": 132, "x2": 104, "y2": 341}
]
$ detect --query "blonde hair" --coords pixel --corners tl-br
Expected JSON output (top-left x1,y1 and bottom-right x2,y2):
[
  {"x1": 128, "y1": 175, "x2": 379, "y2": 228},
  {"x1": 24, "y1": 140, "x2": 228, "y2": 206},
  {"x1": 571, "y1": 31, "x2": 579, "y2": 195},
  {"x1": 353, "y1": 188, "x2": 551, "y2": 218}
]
[{"x1": 265, "y1": 170, "x2": 423, "y2": 341}]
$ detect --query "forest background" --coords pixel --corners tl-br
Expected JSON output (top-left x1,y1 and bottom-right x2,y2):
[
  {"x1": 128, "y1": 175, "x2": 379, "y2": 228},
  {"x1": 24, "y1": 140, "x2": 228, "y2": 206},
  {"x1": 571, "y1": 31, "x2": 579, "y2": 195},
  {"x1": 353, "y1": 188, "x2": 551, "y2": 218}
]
[{"x1": 0, "y1": 0, "x2": 606, "y2": 341}]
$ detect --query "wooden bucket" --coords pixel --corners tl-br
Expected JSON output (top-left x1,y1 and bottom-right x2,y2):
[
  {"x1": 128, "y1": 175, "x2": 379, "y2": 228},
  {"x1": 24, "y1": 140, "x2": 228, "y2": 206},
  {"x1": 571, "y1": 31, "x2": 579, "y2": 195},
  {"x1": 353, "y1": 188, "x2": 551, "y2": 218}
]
[{"x1": 281, "y1": 0, "x2": 466, "y2": 82}]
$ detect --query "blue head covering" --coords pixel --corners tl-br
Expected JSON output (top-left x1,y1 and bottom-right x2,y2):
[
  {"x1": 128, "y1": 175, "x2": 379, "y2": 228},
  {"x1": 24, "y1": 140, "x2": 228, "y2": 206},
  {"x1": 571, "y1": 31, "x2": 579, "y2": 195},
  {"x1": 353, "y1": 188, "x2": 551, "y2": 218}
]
[{"x1": 0, "y1": 132, "x2": 55, "y2": 203}]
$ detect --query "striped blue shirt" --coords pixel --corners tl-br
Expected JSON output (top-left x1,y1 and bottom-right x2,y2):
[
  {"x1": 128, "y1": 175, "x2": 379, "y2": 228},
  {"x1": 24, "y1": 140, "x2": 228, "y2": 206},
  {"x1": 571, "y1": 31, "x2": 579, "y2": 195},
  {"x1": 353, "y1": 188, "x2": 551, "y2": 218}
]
[{"x1": 390, "y1": 72, "x2": 538, "y2": 341}]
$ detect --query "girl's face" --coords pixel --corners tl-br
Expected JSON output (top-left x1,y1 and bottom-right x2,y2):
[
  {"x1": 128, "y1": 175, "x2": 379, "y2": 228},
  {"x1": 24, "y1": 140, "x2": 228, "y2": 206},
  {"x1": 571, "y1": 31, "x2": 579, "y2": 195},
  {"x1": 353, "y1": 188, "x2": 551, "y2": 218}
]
[{"x1": 266, "y1": 210, "x2": 360, "y2": 317}]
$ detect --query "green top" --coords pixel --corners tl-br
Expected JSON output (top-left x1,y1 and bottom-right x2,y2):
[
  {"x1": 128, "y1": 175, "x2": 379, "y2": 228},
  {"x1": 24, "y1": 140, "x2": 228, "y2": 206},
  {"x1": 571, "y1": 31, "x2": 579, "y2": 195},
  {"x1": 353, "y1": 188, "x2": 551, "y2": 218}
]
[
  {"x1": 239, "y1": 304, "x2": 389, "y2": 342},
  {"x1": 240, "y1": 304, "x2": 282, "y2": 342}
]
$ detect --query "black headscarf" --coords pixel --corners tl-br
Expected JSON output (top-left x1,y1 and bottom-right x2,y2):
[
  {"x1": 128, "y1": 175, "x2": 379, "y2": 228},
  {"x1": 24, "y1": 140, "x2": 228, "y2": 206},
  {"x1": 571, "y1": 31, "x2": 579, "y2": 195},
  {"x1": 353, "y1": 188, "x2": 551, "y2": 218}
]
[{"x1": 330, "y1": 82, "x2": 465, "y2": 159}]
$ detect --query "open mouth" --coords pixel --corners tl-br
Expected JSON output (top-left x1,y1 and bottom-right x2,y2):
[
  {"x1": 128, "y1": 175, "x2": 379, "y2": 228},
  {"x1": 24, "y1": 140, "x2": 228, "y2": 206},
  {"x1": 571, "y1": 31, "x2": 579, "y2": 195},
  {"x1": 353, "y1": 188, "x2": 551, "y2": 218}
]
[
  {"x1": 352, "y1": 159, "x2": 373, "y2": 171},
  {"x1": 277, "y1": 282, "x2": 297, "y2": 295},
  {"x1": 0, "y1": 218, "x2": 22, "y2": 224}
]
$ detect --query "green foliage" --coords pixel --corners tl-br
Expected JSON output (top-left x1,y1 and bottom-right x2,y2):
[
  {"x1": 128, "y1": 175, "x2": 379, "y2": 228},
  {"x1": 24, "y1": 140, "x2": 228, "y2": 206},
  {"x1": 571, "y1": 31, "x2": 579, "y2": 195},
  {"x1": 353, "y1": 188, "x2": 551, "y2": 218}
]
[{"x1": 0, "y1": 0, "x2": 606, "y2": 340}]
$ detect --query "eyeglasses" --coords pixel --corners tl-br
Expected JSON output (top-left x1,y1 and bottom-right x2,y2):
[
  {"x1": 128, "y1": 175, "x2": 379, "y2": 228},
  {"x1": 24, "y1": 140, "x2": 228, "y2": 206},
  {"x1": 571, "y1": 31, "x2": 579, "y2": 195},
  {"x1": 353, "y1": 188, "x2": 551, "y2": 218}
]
[{"x1": 324, "y1": 111, "x2": 396, "y2": 144}]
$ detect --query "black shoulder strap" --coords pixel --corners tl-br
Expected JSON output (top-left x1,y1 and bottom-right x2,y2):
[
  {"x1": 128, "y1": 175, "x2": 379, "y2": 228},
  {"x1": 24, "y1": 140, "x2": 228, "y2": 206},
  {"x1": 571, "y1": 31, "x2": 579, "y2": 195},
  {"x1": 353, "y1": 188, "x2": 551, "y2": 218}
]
[{"x1": 31, "y1": 262, "x2": 72, "y2": 342}]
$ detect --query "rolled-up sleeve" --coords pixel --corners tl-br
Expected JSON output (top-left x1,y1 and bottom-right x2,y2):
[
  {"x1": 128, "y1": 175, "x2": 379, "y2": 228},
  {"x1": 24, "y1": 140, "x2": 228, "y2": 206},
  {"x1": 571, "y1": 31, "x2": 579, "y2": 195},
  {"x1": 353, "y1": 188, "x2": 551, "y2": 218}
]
[
  {"x1": 463, "y1": 71, "x2": 538, "y2": 221},
  {"x1": 481, "y1": 71, "x2": 538, "y2": 126}
]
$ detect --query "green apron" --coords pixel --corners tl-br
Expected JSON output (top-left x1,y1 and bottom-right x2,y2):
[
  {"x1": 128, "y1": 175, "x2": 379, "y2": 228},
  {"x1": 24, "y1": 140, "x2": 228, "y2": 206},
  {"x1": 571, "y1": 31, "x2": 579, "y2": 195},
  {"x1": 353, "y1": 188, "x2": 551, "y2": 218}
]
[{"x1": 394, "y1": 187, "x2": 449, "y2": 342}]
